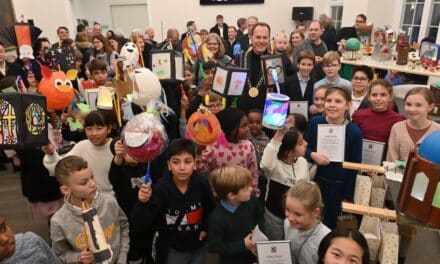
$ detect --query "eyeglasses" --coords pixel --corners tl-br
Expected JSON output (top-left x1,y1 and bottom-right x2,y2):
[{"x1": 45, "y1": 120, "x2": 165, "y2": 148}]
[
  {"x1": 353, "y1": 77, "x2": 368, "y2": 81},
  {"x1": 324, "y1": 64, "x2": 339, "y2": 69}
]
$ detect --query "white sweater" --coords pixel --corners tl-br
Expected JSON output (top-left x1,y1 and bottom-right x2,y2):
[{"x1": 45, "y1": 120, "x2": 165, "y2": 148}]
[{"x1": 43, "y1": 139, "x2": 114, "y2": 195}]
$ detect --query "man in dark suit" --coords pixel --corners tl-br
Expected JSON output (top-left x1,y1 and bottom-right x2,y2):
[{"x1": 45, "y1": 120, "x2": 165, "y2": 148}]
[
  {"x1": 209, "y1": 14, "x2": 228, "y2": 41},
  {"x1": 237, "y1": 16, "x2": 258, "y2": 53},
  {"x1": 0, "y1": 41, "x2": 26, "y2": 81},
  {"x1": 225, "y1": 26, "x2": 239, "y2": 58},
  {"x1": 285, "y1": 50, "x2": 316, "y2": 109}
]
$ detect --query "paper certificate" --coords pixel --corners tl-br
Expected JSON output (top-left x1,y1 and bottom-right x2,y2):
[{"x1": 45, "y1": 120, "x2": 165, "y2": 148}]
[
  {"x1": 317, "y1": 124, "x2": 346, "y2": 162},
  {"x1": 289, "y1": 101, "x2": 309, "y2": 120},
  {"x1": 362, "y1": 139, "x2": 385, "y2": 165},
  {"x1": 256, "y1": 240, "x2": 292, "y2": 264}
]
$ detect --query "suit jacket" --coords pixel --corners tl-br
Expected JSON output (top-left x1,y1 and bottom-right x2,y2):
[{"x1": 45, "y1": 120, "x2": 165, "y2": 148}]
[
  {"x1": 210, "y1": 23, "x2": 229, "y2": 40},
  {"x1": 285, "y1": 74, "x2": 316, "y2": 107},
  {"x1": 0, "y1": 62, "x2": 26, "y2": 80},
  {"x1": 237, "y1": 33, "x2": 251, "y2": 53},
  {"x1": 225, "y1": 39, "x2": 239, "y2": 57}
]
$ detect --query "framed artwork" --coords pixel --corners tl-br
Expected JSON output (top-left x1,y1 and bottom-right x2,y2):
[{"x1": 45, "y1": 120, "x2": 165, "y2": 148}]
[
  {"x1": 261, "y1": 54, "x2": 285, "y2": 86},
  {"x1": 150, "y1": 50, "x2": 184, "y2": 80},
  {"x1": 212, "y1": 64, "x2": 248, "y2": 97},
  {"x1": 200, "y1": 0, "x2": 264, "y2": 5},
  {"x1": 420, "y1": 41, "x2": 440, "y2": 61}
]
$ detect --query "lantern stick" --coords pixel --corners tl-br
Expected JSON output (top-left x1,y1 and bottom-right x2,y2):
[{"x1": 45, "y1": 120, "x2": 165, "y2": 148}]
[{"x1": 145, "y1": 161, "x2": 151, "y2": 184}]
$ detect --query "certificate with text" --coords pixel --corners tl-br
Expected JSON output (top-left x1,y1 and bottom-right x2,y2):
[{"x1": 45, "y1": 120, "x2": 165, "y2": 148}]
[
  {"x1": 256, "y1": 240, "x2": 292, "y2": 264},
  {"x1": 289, "y1": 101, "x2": 309, "y2": 120},
  {"x1": 362, "y1": 139, "x2": 385, "y2": 165},
  {"x1": 317, "y1": 124, "x2": 346, "y2": 162}
]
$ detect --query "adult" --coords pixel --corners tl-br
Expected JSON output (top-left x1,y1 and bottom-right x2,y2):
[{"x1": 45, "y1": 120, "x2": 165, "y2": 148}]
[
  {"x1": 286, "y1": 29, "x2": 304, "y2": 63},
  {"x1": 145, "y1": 27, "x2": 157, "y2": 47},
  {"x1": 143, "y1": 27, "x2": 157, "y2": 69},
  {"x1": 86, "y1": 27, "x2": 94, "y2": 41},
  {"x1": 296, "y1": 22, "x2": 307, "y2": 35},
  {"x1": 236, "y1": 17, "x2": 247, "y2": 37},
  {"x1": 237, "y1": 16, "x2": 258, "y2": 53},
  {"x1": 93, "y1": 22, "x2": 103, "y2": 36},
  {"x1": 0, "y1": 41, "x2": 26, "y2": 81},
  {"x1": 319, "y1": 14, "x2": 337, "y2": 51},
  {"x1": 235, "y1": 22, "x2": 296, "y2": 112},
  {"x1": 337, "y1": 14, "x2": 368, "y2": 43},
  {"x1": 158, "y1": 28, "x2": 182, "y2": 51},
  {"x1": 106, "y1": 30, "x2": 114, "y2": 38},
  {"x1": 32, "y1": 37, "x2": 51, "y2": 67},
  {"x1": 75, "y1": 24, "x2": 92, "y2": 51},
  {"x1": 225, "y1": 26, "x2": 239, "y2": 57},
  {"x1": 181, "y1": 21, "x2": 198, "y2": 42},
  {"x1": 292, "y1": 20, "x2": 328, "y2": 80},
  {"x1": 51, "y1": 26, "x2": 69, "y2": 48},
  {"x1": 210, "y1": 14, "x2": 229, "y2": 40},
  {"x1": 90, "y1": 35, "x2": 117, "y2": 77}
]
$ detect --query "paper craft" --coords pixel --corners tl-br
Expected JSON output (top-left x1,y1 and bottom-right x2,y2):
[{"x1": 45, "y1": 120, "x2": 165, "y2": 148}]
[
  {"x1": 67, "y1": 117, "x2": 84, "y2": 130},
  {"x1": 362, "y1": 139, "x2": 385, "y2": 165},
  {"x1": 256, "y1": 240, "x2": 292, "y2": 264},
  {"x1": 85, "y1": 89, "x2": 99, "y2": 110},
  {"x1": 151, "y1": 50, "x2": 184, "y2": 80},
  {"x1": 261, "y1": 54, "x2": 285, "y2": 86},
  {"x1": 252, "y1": 225, "x2": 268, "y2": 242},
  {"x1": 317, "y1": 124, "x2": 346, "y2": 162},
  {"x1": 97, "y1": 86, "x2": 114, "y2": 110},
  {"x1": 289, "y1": 101, "x2": 308, "y2": 120},
  {"x1": 262, "y1": 93, "x2": 289, "y2": 130},
  {"x1": 410, "y1": 172, "x2": 429, "y2": 202},
  {"x1": 211, "y1": 64, "x2": 248, "y2": 97},
  {"x1": 76, "y1": 103, "x2": 91, "y2": 113}
]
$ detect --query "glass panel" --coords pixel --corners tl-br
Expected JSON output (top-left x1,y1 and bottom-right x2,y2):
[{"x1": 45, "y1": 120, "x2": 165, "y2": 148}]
[
  {"x1": 337, "y1": 7, "x2": 343, "y2": 20},
  {"x1": 428, "y1": 27, "x2": 438, "y2": 38},
  {"x1": 402, "y1": 25, "x2": 410, "y2": 42},
  {"x1": 414, "y1": 3, "x2": 424, "y2": 24},
  {"x1": 411, "y1": 26, "x2": 420, "y2": 42},
  {"x1": 403, "y1": 4, "x2": 415, "y2": 24},
  {"x1": 430, "y1": 4, "x2": 440, "y2": 26}
]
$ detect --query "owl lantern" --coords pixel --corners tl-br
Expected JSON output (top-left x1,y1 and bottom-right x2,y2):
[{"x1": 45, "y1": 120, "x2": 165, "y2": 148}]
[{"x1": 38, "y1": 66, "x2": 76, "y2": 111}]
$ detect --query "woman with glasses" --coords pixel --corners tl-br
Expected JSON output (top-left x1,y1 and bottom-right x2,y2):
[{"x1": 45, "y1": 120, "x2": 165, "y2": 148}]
[{"x1": 90, "y1": 35, "x2": 117, "y2": 79}]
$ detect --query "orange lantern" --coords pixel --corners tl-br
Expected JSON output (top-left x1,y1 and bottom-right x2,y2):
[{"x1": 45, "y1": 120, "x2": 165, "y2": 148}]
[{"x1": 186, "y1": 109, "x2": 222, "y2": 146}]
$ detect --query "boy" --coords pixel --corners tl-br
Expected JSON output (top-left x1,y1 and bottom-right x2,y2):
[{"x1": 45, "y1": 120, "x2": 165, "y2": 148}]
[
  {"x1": 313, "y1": 51, "x2": 352, "y2": 91},
  {"x1": 131, "y1": 138, "x2": 214, "y2": 264},
  {"x1": 0, "y1": 216, "x2": 59, "y2": 263},
  {"x1": 50, "y1": 156, "x2": 129, "y2": 264},
  {"x1": 82, "y1": 59, "x2": 109, "y2": 89},
  {"x1": 208, "y1": 165, "x2": 264, "y2": 264},
  {"x1": 247, "y1": 109, "x2": 270, "y2": 203}
]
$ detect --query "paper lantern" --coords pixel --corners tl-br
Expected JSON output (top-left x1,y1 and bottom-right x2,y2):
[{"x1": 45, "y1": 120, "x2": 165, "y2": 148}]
[
  {"x1": 122, "y1": 112, "x2": 167, "y2": 162},
  {"x1": 419, "y1": 131, "x2": 440, "y2": 164},
  {"x1": 119, "y1": 42, "x2": 140, "y2": 70},
  {"x1": 38, "y1": 66, "x2": 75, "y2": 111},
  {"x1": 187, "y1": 110, "x2": 222, "y2": 146},
  {"x1": 132, "y1": 68, "x2": 162, "y2": 107},
  {"x1": 343, "y1": 38, "x2": 361, "y2": 60},
  {"x1": 150, "y1": 50, "x2": 184, "y2": 80},
  {"x1": 96, "y1": 86, "x2": 114, "y2": 110},
  {"x1": 261, "y1": 54, "x2": 285, "y2": 87},
  {"x1": 211, "y1": 64, "x2": 248, "y2": 97},
  {"x1": 0, "y1": 94, "x2": 48, "y2": 149},
  {"x1": 262, "y1": 93, "x2": 289, "y2": 130}
]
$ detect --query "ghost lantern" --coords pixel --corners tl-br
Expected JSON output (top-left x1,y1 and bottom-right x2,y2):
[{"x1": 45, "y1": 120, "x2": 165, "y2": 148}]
[
  {"x1": 119, "y1": 42, "x2": 140, "y2": 70},
  {"x1": 150, "y1": 50, "x2": 184, "y2": 80},
  {"x1": 131, "y1": 68, "x2": 162, "y2": 108}
]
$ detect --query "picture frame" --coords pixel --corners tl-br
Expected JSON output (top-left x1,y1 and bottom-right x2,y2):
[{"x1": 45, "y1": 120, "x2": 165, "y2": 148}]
[
  {"x1": 212, "y1": 64, "x2": 248, "y2": 97},
  {"x1": 150, "y1": 50, "x2": 184, "y2": 80},
  {"x1": 419, "y1": 41, "x2": 440, "y2": 61},
  {"x1": 261, "y1": 54, "x2": 285, "y2": 87},
  {"x1": 256, "y1": 240, "x2": 292, "y2": 264},
  {"x1": 85, "y1": 88, "x2": 99, "y2": 110}
]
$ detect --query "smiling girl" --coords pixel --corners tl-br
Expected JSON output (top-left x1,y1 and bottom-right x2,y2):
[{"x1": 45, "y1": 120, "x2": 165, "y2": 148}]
[
  {"x1": 304, "y1": 86, "x2": 362, "y2": 229},
  {"x1": 387, "y1": 87, "x2": 440, "y2": 161}
]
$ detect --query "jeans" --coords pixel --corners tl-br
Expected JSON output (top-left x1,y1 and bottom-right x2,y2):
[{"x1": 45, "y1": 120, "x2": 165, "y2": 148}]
[{"x1": 166, "y1": 245, "x2": 208, "y2": 264}]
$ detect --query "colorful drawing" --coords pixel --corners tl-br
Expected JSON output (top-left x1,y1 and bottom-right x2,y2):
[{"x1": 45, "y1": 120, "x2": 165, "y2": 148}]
[
  {"x1": 262, "y1": 93, "x2": 289, "y2": 129},
  {"x1": 262, "y1": 55, "x2": 284, "y2": 86},
  {"x1": 25, "y1": 103, "x2": 46, "y2": 135},
  {"x1": 0, "y1": 99, "x2": 18, "y2": 144}
]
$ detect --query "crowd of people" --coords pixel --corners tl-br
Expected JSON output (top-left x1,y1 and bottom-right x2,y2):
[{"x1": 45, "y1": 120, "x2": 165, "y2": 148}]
[{"x1": 0, "y1": 11, "x2": 438, "y2": 264}]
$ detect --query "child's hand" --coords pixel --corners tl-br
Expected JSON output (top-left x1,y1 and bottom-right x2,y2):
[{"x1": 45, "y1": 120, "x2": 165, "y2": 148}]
[
  {"x1": 78, "y1": 249, "x2": 94, "y2": 264},
  {"x1": 310, "y1": 105, "x2": 320, "y2": 115},
  {"x1": 181, "y1": 96, "x2": 189, "y2": 111},
  {"x1": 244, "y1": 233, "x2": 256, "y2": 255},
  {"x1": 311, "y1": 152, "x2": 330, "y2": 166},
  {"x1": 41, "y1": 143, "x2": 56, "y2": 155},
  {"x1": 114, "y1": 140, "x2": 124, "y2": 156},
  {"x1": 138, "y1": 183, "x2": 152, "y2": 203},
  {"x1": 199, "y1": 231, "x2": 207, "y2": 241}
]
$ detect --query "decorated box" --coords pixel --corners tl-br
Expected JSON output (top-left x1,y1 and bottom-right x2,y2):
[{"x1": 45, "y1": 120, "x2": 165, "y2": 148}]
[
  {"x1": 150, "y1": 50, "x2": 184, "y2": 80},
  {"x1": 212, "y1": 64, "x2": 248, "y2": 97},
  {"x1": 0, "y1": 93, "x2": 48, "y2": 149},
  {"x1": 260, "y1": 54, "x2": 285, "y2": 87}
]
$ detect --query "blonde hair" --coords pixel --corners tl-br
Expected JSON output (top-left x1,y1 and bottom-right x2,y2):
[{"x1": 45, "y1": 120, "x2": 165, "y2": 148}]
[
  {"x1": 211, "y1": 165, "x2": 252, "y2": 200},
  {"x1": 322, "y1": 51, "x2": 341, "y2": 66},
  {"x1": 286, "y1": 180, "x2": 323, "y2": 211},
  {"x1": 205, "y1": 33, "x2": 226, "y2": 59}
]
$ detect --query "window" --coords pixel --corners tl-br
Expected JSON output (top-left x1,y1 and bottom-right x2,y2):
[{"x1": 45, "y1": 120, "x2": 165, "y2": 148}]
[
  {"x1": 400, "y1": 0, "x2": 440, "y2": 42},
  {"x1": 330, "y1": 5, "x2": 343, "y2": 30},
  {"x1": 428, "y1": 0, "x2": 440, "y2": 39}
]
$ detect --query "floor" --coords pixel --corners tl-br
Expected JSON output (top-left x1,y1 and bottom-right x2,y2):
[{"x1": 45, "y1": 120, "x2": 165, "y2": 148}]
[{"x1": 0, "y1": 161, "x2": 438, "y2": 263}]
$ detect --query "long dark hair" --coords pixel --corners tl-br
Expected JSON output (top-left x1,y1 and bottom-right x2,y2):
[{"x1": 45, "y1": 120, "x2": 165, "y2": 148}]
[
  {"x1": 92, "y1": 35, "x2": 113, "y2": 57},
  {"x1": 217, "y1": 108, "x2": 246, "y2": 143},
  {"x1": 277, "y1": 128, "x2": 301, "y2": 161}
]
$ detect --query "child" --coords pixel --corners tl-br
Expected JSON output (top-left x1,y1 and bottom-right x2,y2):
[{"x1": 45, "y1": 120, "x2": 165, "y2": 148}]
[
  {"x1": 387, "y1": 87, "x2": 440, "y2": 161},
  {"x1": 43, "y1": 111, "x2": 115, "y2": 195},
  {"x1": 385, "y1": 70, "x2": 404, "y2": 86},
  {"x1": 261, "y1": 117, "x2": 309, "y2": 240},
  {"x1": 318, "y1": 229, "x2": 369, "y2": 264},
  {"x1": 305, "y1": 86, "x2": 362, "y2": 229},
  {"x1": 284, "y1": 180, "x2": 330, "y2": 264},
  {"x1": 131, "y1": 139, "x2": 215, "y2": 264},
  {"x1": 82, "y1": 59, "x2": 109, "y2": 89},
  {"x1": 350, "y1": 65, "x2": 374, "y2": 116},
  {"x1": 0, "y1": 216, "x2": 59, "y2": 263},
  {"x1": 274, "y1": 33, "x2": 288, "y2": 53},
  {"x1": 50, "y1": 156, "x2": 129, "y2": 263},
  {"x1": 247, "y1": 109, "x2": 270, "y2": 203},
  {"x1": 352, "y1": 79, "x2": 404, "y2": 158},
  {"x1": 197, "y1": 108, "x2": 259, "y2": 195},
  {"x1": 313, "y1": 51, "x2": 352, "y2": 91},
  {"x1": 309, "y1": 84, "x2": 329, "y2": 117},
  {"x1": 208, "y1": 165, "x2": 264, "y2": 264}
]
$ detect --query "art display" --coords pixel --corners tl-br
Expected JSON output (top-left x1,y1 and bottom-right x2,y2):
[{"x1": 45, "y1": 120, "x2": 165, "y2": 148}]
[
  {"x1": 150, "y1": 50, "x2": 184, "y2": 80},
  {"x1": 260, "y1": 54, "x2": 285, "y2": 87},
  {"x1": 212, "y1": 64, "x2": 247, "y2": 97}
]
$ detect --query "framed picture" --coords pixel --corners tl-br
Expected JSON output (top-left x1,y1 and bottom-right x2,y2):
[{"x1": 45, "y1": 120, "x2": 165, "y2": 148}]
[
  {"x1": 419, "y1": 41, "x2": 440, "y2": 61},
  {"x1": 261, "y1": 54, "x2": 285, "y2": 86},
  {"x1": 200, "y1": 0, "x2": 264, "y2": 5},
  {"x1": 256, "y1": 240, "x2": 292, "y2": 264},
  {"x1": 85, "y1": 89, "x2": 99, "y2": 110},
  {"x1": 150, "y1": 50, "x2": 184, "y2": 80},
  {"x1": 212, "y1": 64, "x2": 248, "y2": 97}
]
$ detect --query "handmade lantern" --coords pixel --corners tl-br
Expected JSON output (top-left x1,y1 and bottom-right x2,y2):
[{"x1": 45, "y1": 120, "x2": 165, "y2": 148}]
[
  {"x1": 186, "y1": 109, "x2": 222, "y2": 146},
  {"x1": 262, "y1": 93, "x2": 289, "y2": 130},
  {"x1": 398, "y1": 135, "x2": 440, "y2": 227},
  {"x1": 343, "y1": 38, "x2": 361, "y2": 60},
  {"x1": 119, "y1": 42, "x2": 140, "y2": 70},
  {"x1": 38, "y1": 66, "x2": 76, "y2": 111},
  {"x1": 132, "y1": 68, "x2": 162, "y2": 108},
  {"x1": 96, "y1": 86, "x2": 114, "y2": 110},
  {"x1": 0, "y1": 93, "x2": 48, "y2": 149},
  {"x1": 150, "y1": 50, "x2": 184, "y2": 80},
  {"x1": 212, "y1": 64, "x2": 248, "y2": 97},
  {"x1": 260, "y1": 54, "x2": 285, "y2": 87}
]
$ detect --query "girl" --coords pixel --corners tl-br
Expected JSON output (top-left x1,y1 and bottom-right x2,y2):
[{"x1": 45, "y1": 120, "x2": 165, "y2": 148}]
[
  {"x1": 261, "y1": 119, "x2": 309, "y2": 240},
  {"x1": 43, "y1": 111, "x2": 115, "y2": 195},
  {"x1": 310, "y1": 84, "x2": 330, "y2": 117},
  {"x1": 90, "y1": 35, "x2": 117, "y2": 77},
  {"x1": 284, "y1": 180, "x2": 330, "y2": 264},
  {"x1": 352, "y1": 79, "x2": 404, "y2": 152},
  {"x1": 287, "y1": 30, "x2": 305, "y2": 63},
  {"x1": 196, "y1": 108, "x2": 259, "y2": 195},
  {"x1": 318, "y1": 229, "x2": 369, "y2": 264},
  {"x1": 274, "y1": 33, "x2": 288, "y2": 53},
  {"x1": 387, "y1": 87, "x2": 440, "y2": 161},
  {"x1": 305, "y1": 86, "x2": 362, "y2": 229}
]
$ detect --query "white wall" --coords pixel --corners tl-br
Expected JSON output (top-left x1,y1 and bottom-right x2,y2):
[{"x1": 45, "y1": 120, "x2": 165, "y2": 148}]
[{"x1": 13, "y1": 0, "x2": 76, "y2": 44}]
